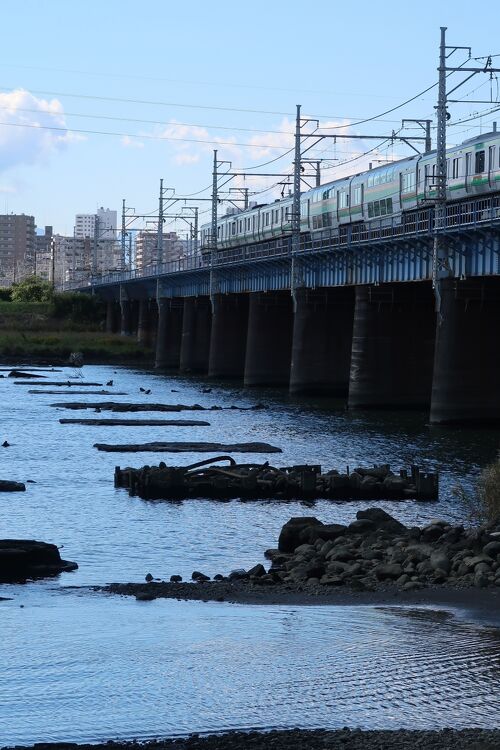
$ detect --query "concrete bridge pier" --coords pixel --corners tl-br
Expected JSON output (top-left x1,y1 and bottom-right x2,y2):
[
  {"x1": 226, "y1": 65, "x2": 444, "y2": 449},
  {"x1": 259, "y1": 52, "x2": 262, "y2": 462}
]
[
  {"x1": 179, "y1": 297, "x2": 212, "y2": 373},
  {"x1": 154, "y1": 298, "x2": 184, "y2": 369},
  {"x1": 120, "y1": 299, "x2": 133, "y2": 337},
  {"x1": 208, "y1": 294, "x2": 249, "y2": 378},
  {"x1": 348, "y1": 282, "x2": 436, "y2": 409},
  {"x1": 244, "y1": 291, "x2": 294, "y2": 387},
  {"x1": 137, "y1": 300, "x2": 155, "y2": 346},
  {"x1": 105, "y1": 300, "x2": 119, "y2": 333},
  {"x1": 290, "y1": 288, "x2": 354, "y2": 395},
  {"x1": 430, "y1": 277, "x2": 500, "y2": 424}
]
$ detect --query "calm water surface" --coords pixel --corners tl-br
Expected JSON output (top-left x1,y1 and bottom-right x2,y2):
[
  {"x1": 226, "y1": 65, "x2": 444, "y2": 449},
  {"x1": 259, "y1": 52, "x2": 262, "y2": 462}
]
[{"x1": 1, "y1": 364, "x2": 499, "y2": 744}]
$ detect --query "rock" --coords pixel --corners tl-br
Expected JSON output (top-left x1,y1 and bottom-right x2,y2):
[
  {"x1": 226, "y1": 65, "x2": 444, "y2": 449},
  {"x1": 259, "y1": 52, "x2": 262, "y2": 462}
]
[
  {"x1": 474, "y1": 571, "x2": 489, "y2": 588},
  {"x1": 484, "y1": 541, "x2": 500, "y2": 558},
  {"x1": 213, "y1": 574, "x2": 224, "y2": 581},
  {"x1": 136, "y1": 592, "x2": 155, "y2": 601},
  {"x1": 192, "y1": 571, "x2": 210, "y2": 582},
  {"x1": 327, "y1": 547, "x2": 354, "y2": 563},
  {"x1": 356, "y1": 508, "x2": 407, "y2": 534},
  {"x1": 145, "y1": 573, "x2": 153, "y2": 582},
  {"x1": 0, "y1": 480, "x2": 26, "y2": 492},
  {"x1": 360, "y1": 475, "x2": 381, "y2": 492},
  {"x1": 430, "y1": 551, "x2": 451, "y2": 574},
  {"x1": 347, "y1": 519, "x2": 375, "y2": 534},
  {"x1": 247, "y1": 563, "x2": 266, "y2": 578},
  {"x1": 228, "y1": 569, "x2": 249, "y2": 580},
  {"x1": 278, "y1": 517, "x2": 323, "y2": 553},
  {"x1": 403, "y1": 581, "x2": 423, "y2": 591},
  {"x1": 2, "y1": 440, "x2": 10, "y2": 448},
  {"x1": 278, "y1": 517, "x2": 348, "y2": 552},
  {"x1": 374, "y1": 563, "x2": 403, "y2": 580},
  {"x1": 319, "y1": 575, "x2": 343, "y2": 586},
  {"x1": 0, "y1": 540, "x2": 77, "y2": 583},
  {"x1": 348, "y1": 472, "x2": 363, "y2": 489},
  {"x1": 421, "y1": 524, "x2": 445, "y2": 543},
  {"x1": 397, "y1": 574, "x2": 410, "y2": 586},
  {"x1": 170, "y1": 574, "x2": 182, "y2": 582}
]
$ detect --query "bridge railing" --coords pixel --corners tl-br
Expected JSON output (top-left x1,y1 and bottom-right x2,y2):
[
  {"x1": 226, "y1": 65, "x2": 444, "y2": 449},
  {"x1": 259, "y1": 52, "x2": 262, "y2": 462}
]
[{"x1": 63, "y1": 195, "x2": 500, "y2": 290}]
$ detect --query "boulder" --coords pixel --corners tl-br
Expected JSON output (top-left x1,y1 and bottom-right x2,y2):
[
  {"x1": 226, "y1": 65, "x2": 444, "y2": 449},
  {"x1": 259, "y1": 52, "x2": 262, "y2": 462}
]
[
  {"x1": 347, "y1": 519, "x2": 375, "y2": 535},
  {"x1": 374, "y1": 563, "x2": 403, "y2": 580},
  {"x1": 0, "y1": 540, "x2": 77, "y2": 583},
  {"x1": 192, "y1": 571, "x2": 210, "y2": 582},
  {"x1": 247, "y1": 563, "x2": 266, "y2": 578},
  {"x1": 430, "y1": 551, "x2": 451, "y2": 575},
  {"x1": 484, "y1": 541, "x2": 500, "y2": 558},
  {"x1": 356, "y1": 508, "x2": 407, "y2": 534},
  {"x1": 278, "y1": 517, "x2": 324, "y2": 553}
]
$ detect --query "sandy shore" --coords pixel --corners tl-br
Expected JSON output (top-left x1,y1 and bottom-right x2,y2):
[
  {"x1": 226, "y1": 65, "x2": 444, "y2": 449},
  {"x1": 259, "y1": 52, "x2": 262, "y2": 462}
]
[
  {"x1": 3, "y1": 728, "x2": 500, "y2": 750},
  {"x1": 99, "y1": 579, "x2": 500, "y2": 626}
]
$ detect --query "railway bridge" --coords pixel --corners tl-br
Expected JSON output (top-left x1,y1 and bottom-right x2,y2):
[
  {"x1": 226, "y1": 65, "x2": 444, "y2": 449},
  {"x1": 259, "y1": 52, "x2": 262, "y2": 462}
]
[{"x1": 72, "y1": 195, "x2": 500, "y2": 424}]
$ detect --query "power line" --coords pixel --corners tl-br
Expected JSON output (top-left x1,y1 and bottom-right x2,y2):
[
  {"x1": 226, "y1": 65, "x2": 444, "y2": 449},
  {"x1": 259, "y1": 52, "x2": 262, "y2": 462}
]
[{"x1": 0, "y1": 119, "x2": 293, "y2": 150}]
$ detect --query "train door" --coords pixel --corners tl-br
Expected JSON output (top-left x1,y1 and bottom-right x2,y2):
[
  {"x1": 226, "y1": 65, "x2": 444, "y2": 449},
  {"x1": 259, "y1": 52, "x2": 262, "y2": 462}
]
[
  {"x1": 465, "y1": 152, "x2": 472, "y2": 192},
  {"x1": 489, "y1": 145, "x2": 496, "y2": 188}
]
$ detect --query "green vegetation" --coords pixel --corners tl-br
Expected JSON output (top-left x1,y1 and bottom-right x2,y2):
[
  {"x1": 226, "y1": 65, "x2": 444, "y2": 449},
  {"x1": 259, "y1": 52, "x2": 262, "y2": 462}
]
[
  {"x1": 11, "y1": 276, "x2": 54, "y2": 303},
  {"x1": 0, "y1": 330, "x2": 152, "y2": 362},
  {"x1": 477, "y1": 458, "x2": 500, "y2": 523},
  {"x1": 455, "y1": 456, "x2": 500, "y2": 524},
  {"x1": 0, "y1": 283, "x2": 152, "y2": 363}
]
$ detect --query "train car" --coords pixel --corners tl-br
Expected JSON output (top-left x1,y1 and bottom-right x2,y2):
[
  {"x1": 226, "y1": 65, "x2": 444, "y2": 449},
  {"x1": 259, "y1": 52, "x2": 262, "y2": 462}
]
[{"x1": 200, "y1": 129, "x2": 500, "y2": 255}]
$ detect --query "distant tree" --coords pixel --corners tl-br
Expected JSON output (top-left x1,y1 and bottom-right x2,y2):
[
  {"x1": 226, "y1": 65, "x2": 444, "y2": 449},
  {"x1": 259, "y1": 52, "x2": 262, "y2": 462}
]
[{"x1": 11, "y1": 276, "x2": 54, "y2": 303}]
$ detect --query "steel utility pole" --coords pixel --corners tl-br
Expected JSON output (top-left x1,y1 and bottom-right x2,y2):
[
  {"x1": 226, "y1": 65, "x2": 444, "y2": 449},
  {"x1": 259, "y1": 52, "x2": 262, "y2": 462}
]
[
  {"x1": 402, "y1": 119, "x2": 432, "y2": 153},
  {"x1": 93, "y1": 214, "x2": 100, "y2": 276},
  {"x1": 121, "y1": 199, "x2": 126, "y2": 269},
  {"x1": 291, "y1": 104, "x2": 302, "y2": 307},
  {"x1": 432, "y1": 26, "x2": 448, "y2": 316},
  {"x1": 431, "y1": 27, "x2": 500, "y2": 318},
  {"x1": 157, "y1": 178, "x2": 164, "y2": 265}
]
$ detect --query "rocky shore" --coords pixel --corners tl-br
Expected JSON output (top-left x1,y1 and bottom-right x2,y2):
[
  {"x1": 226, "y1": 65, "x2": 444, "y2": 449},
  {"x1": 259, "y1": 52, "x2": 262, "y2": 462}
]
[
  {"x1": 3, "y1": 728, "x2": 500, "y2": 750},
  {"x1": 101, "y1": 508, "x2": 500, "y2": 620}
]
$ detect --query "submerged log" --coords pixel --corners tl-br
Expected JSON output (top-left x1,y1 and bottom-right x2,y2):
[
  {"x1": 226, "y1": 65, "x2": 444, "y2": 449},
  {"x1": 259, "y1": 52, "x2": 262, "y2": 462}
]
[
  {"x1": 114, "y1": 458, "x2": 438, "y2": 501},
  {"x1": 0, "y1": 480, "x2": 26, "y2": 492},
  {"x1": 31, "y1": 390, "x2": 128, "y2": 396},
  {"x1": 8, "y1": 370, "x2": 46, "y2": 378},
  {"x1": 97, "y1": 441, "x2": 282, "y2": 453},
  {"x1": 14, "y1": 381, "x2": 104, "y2": 386},
  {"x1": 50, "y1": 401, "x2": 268, "y2": 412},
  {"x1": 59, "y1": 418, "x2": 211, "y2": 426}
]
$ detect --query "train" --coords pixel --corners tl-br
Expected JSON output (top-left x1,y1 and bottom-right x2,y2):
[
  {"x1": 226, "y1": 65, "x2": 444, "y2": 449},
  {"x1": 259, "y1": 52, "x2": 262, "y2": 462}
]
[{"x1": 200, "y1": 129, "x2": 500, "y2": 252}]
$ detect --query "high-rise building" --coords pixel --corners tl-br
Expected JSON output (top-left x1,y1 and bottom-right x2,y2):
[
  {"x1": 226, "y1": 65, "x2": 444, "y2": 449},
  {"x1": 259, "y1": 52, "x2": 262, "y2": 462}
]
[
  {"x1": 74, "y1": 207, "x2": 117, "y2": 240},
  {"x1": 34, "y1": 226, "x2": 54, "y2": 282},
  {"x1": 135, "y1": 231, "x2": 186, "y2": 271},
  {"x1": 53, "y1": 234, "x2": 123, "y2": 289},
  {"x1": 0, "y1": 214, "x2": 36, "y2": 286}
]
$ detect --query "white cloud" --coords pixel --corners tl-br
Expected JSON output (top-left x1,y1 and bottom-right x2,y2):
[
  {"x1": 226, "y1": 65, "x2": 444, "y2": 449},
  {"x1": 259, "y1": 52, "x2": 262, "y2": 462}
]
[
  {"x1": 121, "y1": 135, "x2": 144, "y2": 149},
  {"x1": 0, "y1": 88, "x2": 83, "y2": 171}
]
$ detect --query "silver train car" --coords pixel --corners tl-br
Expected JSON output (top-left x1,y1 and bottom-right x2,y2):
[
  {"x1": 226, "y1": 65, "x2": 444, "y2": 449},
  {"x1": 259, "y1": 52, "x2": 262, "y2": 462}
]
[{"x1": 201, "y1": 130, "x2": 500, "y2": 252}]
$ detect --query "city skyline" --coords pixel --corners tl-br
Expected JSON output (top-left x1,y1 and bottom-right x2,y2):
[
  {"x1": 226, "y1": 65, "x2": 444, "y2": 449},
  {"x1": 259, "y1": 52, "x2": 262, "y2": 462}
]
[{"x1": 0, "y1": 0, "x2": 499, "y2": 235}]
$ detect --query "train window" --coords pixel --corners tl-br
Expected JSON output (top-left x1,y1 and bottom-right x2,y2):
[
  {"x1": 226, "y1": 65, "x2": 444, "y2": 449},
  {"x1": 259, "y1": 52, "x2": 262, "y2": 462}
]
[
  {"x1": 452, "y1": 158, "x2": 460, "y2": 179},
  {"x1": 231, "y1": 222, "x2": 236, "y2": 236},
  {"x1": 368, "y1": 203, "x2": 374, "y2": 218},
  {"x1": 446, "y1": 159, "x2": 450, "y2": 178},
  {"x1": 465, "y1": 152, "x2": 471, "y2": 176},
  {"x1": 373, "y1": 201, "x2": 380, "y2": 217},
  {"x1": 265, "y1": 213, "x2": 270, "y2": 227},
  {"x1": 401, "y1": 172, "x2": 416, "y2": 194},
  {"x1": 475, "y1": 150, "x2": 485, "y2": 173},
  {"x1": 353, "y1": 186, "x2": 362, "y2": 205},
  {"x1": 386, "y1": 197, "x2": 393, "y2": 214},
  {"x1": 239, "y1": 220, "x2": 243, "y2": 233}
]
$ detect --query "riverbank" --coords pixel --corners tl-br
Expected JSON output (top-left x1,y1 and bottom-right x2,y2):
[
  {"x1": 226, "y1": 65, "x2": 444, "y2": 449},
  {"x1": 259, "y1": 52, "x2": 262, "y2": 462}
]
[
  {"x1": 0, "y1": 331, "x2": 152, "y2": 363},
  {"x1": 4, "y1": 728, "x2": 500, "y2": 750},
  {"x1": 100, "y1": 579, "x2": 500, "y2": 625}
]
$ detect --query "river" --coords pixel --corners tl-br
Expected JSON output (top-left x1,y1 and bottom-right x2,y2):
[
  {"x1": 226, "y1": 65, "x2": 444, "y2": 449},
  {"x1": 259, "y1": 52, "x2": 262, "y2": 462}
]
[{"x1": 1, "y1": 365, "x2": 499, "y2": 744}]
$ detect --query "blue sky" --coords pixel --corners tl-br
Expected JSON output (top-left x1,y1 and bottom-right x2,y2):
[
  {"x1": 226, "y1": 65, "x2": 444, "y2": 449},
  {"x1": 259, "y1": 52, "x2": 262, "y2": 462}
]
[{"x1": 0, "y1": 0, "x2": 499, "y2": 234}]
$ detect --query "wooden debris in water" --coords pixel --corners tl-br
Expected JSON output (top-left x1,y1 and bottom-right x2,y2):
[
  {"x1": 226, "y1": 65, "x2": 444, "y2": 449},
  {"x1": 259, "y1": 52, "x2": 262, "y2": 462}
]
[
  {"x1": 50, "y1": 401, "x2": 268, "y2": 412},
  {"x1": 59, "y1": 418, "x2": 211, "y2": 426},
  {"x1": 14, "y1": 381, "x2": 104, "y2": 386},
  {"x1": 29, "y1": 390, "x2": 129, "y2": 396},
  {"x1": 97, "y1": 441, "x2": 282, "y2": 454},
  {"x1": 114, "y1": 457, "x2": 438, "y2": 501}
]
